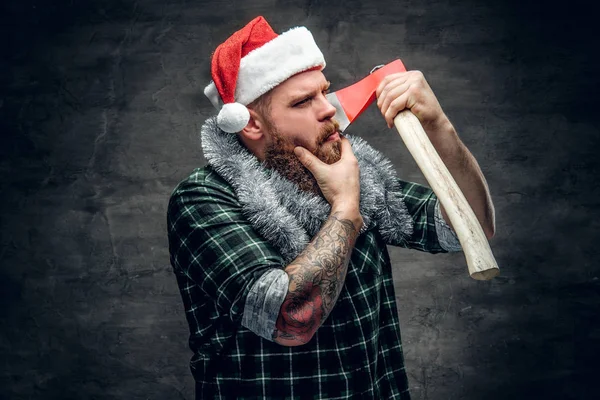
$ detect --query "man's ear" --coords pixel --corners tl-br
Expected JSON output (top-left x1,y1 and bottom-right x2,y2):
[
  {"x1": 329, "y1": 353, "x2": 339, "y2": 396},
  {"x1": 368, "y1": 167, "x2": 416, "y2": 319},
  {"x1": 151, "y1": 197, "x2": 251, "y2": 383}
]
[{"x1": 239, "y1": 108, "x2": 265, "y2": 142}]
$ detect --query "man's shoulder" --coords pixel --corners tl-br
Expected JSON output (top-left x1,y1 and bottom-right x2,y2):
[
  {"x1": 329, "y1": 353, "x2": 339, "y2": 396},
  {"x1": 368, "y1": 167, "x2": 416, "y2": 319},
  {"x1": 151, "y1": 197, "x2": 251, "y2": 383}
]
[
  {"x1": 171, "y1": 165, "x2": 234, "y2": 197},
  {"x1": 168, "y1": 165, "x2": 241, "y2": 217}
]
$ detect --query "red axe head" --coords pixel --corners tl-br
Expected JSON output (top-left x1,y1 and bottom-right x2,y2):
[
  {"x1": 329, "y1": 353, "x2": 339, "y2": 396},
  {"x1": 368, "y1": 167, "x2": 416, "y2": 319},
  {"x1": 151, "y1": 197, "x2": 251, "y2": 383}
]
[{"x1": 326, "y1": 59, "x2": 407, "y2": 131}]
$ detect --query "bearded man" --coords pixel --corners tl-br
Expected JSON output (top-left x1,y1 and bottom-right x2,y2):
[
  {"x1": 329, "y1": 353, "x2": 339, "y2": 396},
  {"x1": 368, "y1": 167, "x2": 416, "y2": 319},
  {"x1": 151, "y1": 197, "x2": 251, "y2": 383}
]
[{"x1": 167, "y1": 16, "x2": 495, "y2": 399}]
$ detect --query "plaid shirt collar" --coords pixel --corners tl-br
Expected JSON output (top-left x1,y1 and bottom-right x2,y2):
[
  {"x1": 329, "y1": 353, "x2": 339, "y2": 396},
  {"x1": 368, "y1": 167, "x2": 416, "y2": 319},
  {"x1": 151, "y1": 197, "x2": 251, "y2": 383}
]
[{"x1": 200, "y1": 116, "x2": 414, "y2": 262}]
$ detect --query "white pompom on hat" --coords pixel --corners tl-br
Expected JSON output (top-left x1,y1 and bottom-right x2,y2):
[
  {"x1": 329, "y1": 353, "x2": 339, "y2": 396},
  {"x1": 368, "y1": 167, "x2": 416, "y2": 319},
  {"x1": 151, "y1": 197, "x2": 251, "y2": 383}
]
[{"x1": 204, "y1": 16, "x2": 326, "y2": 133}]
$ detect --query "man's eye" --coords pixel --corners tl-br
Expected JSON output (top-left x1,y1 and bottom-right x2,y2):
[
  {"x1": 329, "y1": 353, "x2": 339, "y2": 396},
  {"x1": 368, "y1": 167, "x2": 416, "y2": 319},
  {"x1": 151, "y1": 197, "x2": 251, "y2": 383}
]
[{"x1": 294, "y1": 98, "x2": 311, "y2": 107}]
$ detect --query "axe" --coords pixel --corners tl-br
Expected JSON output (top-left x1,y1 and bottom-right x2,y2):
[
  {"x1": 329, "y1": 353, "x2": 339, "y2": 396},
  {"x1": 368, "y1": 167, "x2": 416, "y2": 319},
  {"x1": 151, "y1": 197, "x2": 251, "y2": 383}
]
[{"x1": 326, "y1": 60, "x2": 499, "y2": 280}]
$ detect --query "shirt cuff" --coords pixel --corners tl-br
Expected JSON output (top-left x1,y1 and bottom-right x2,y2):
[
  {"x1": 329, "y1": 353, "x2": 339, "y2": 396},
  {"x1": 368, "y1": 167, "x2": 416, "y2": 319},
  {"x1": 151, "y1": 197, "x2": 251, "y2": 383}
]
[
  {"x1": 241, "y1": 268, "x2": 289, "y2": 341},
  {"x1": 434, "y1": 199, "x2": 462, "y2": 252}
]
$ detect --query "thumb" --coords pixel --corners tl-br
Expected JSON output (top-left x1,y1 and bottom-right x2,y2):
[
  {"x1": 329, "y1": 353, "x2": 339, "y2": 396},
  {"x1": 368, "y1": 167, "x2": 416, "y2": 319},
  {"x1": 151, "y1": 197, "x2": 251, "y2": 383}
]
[
  {"x1": 339, "y1": 136, "x2": 353, "y2": 156},
  {"x1": 294, "y1": 146, "x2": 325, "y2": 173}
]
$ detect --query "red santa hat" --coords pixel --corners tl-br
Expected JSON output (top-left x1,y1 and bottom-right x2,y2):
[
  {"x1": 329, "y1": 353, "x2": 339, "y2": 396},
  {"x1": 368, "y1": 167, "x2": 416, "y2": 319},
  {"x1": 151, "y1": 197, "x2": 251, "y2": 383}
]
[{"x1": 204, "y1": 16, "x2": 326, "y2": 133}]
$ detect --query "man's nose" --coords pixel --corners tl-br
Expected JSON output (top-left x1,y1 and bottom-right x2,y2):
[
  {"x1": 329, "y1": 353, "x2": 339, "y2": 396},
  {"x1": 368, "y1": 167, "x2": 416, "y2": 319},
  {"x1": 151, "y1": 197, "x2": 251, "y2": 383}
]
[{"x1": 317, "y1": 94, "x2": 337, "y2": 121}]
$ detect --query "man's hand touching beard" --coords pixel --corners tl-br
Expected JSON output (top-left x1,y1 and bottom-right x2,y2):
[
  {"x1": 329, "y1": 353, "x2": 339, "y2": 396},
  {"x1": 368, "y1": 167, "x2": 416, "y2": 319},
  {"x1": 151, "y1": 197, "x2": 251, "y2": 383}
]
[
  {"x1": 263, "y1": 120, "x2": 342, "y2": 196},
  {"x1": 292, "y1": 136, "x2": 360, "y2": 213}
]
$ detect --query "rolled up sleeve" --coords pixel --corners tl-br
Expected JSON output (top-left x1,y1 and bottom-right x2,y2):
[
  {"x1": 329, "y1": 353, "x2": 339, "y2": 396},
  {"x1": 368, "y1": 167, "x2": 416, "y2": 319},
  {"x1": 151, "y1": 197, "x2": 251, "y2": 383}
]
[
  {"x1": 434, "y1": 199, "x2": 462, "y2": 252},
  {"x1": 242, "y1": 268, "x2": 289, "y2": 341},
  {"x1": 388, "y1": 179, "x2": 461, "y2": 254}
]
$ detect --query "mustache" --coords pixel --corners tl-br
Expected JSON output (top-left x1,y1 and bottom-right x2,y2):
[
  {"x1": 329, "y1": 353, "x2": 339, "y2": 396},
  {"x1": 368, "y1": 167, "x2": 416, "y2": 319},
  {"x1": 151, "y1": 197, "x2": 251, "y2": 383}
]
[{"x1": 318, "y1": 119, "x2": 341, "y2": 144}]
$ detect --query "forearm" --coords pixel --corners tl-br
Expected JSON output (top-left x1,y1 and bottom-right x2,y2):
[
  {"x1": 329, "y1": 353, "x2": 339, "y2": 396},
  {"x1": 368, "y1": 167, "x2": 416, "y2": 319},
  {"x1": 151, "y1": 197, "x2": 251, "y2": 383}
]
[
  {"x1": 427, "y1": 118, "x2": 496, "y2": 238},
  {"x1": 272, "y1": 209, "x2": 362, "y2": 346}
]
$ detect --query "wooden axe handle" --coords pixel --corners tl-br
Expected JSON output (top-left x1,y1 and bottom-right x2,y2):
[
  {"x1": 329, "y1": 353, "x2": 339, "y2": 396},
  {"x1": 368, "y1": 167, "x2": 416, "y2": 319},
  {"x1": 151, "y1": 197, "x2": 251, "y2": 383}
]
[{"x1": 393, "y1": 110, "x2": 499, "y2": 280}]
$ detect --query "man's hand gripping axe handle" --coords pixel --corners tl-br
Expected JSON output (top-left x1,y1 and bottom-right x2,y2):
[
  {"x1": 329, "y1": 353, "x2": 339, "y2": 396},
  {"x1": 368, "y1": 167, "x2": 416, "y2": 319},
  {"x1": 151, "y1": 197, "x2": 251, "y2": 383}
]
[{"x1": 326, "y1": 60, "x2": 499, "y2": 280}]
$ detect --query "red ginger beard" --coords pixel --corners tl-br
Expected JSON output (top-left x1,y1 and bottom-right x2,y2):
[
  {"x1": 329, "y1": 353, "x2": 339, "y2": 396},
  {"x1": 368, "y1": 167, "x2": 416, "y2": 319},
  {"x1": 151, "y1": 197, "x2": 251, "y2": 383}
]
[{"x1": 262, "y1": 119, "x2": 342, "y2": 196}]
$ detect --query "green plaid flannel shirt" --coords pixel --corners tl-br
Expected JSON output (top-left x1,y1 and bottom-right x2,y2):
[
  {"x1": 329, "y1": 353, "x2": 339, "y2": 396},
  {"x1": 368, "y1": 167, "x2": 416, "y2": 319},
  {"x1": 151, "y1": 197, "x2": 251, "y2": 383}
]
[{"x1": 167, "y1": 165, "x2": 459, "y2": 399}]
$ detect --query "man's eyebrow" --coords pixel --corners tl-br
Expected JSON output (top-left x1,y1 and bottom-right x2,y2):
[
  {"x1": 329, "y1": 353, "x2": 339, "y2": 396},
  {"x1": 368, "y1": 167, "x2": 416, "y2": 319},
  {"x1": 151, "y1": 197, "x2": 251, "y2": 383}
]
[{"x1": 288, "y1": 81, "x2": 331, "y2": 104}]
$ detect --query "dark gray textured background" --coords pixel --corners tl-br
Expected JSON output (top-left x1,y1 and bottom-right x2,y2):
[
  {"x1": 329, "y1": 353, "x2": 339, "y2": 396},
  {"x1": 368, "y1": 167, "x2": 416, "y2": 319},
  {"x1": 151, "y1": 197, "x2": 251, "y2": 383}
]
[{"x1": 1, "y1": 0, "x2": 599, "y2": 399}]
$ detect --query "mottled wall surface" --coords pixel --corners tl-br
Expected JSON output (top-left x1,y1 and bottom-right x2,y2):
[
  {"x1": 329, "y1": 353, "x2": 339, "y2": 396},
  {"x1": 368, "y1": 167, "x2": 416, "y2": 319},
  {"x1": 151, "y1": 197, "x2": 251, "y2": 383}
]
[{"x1": 1, "y1": 0, "x2": 598, "y2": 399}]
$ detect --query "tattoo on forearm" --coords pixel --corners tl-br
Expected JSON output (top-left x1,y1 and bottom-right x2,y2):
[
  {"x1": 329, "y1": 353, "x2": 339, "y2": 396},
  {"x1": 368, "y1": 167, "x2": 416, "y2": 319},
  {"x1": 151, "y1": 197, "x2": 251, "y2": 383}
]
[{"x1": 272, "y1": 212, "x2": 358, "y2": 344}]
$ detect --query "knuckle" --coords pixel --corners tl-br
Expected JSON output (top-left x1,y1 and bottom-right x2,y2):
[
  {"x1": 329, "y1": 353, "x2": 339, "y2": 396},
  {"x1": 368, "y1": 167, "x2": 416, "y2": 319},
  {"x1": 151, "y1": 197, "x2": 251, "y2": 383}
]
[{"x1": 412, "y1": 72, "x2": 425, "y2": 86}]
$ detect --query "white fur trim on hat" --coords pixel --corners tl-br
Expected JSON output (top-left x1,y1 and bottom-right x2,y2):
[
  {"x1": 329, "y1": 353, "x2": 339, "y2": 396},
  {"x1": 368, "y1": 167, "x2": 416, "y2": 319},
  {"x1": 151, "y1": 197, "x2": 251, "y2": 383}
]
[
  {"x1": 204, "y1": 26, "x2": 325, "y2": 113},
  {"x1": 236, "y1": 27, "x2": 325, "y2": 104},
  {"x1": 217, "y1": 102, "x2": 250, "y2": 133}
]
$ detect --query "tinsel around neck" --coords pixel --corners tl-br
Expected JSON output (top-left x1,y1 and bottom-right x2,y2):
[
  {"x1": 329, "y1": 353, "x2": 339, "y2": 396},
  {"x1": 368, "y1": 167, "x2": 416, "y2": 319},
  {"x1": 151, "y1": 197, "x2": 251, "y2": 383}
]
[{"x1": 200, "y1": 116, "x2": 413, "y2": 263}]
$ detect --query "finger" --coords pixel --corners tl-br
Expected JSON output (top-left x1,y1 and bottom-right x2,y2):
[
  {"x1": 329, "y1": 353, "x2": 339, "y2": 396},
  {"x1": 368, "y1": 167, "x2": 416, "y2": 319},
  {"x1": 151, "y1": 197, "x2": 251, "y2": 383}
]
[
  {"x1": 338, "y1": 136, "x2": 354, "y2": 158},
  {"x1": 384, "y1": 92, "x2": 411, "y2": 128},
  {"x1": 294, "y1": 146, "x2": 326, "y2": 173},
  {"x1": 375, "y1": 73, "x2": 407, "y2": 98},
  {"x1": 379, "y1": 82, "x2": 410, "y2": 119},
  {"x1": 376, "y1": 73, "x2": 409, "y2": 107}
]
